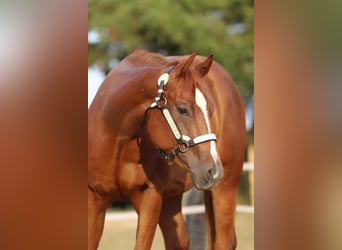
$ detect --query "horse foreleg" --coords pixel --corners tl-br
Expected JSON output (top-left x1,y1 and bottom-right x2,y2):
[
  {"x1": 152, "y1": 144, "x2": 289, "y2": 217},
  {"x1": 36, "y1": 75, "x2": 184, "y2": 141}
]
[
  {"x1": 132, "y1": 187, "x2": 163, "y2": 250},
  {"x1": 205, "y1": 179, "x2": 239, "y2": 250},
  {"x1": 159, "y1": 195, "x2": 189, "y2": 250},
  {"x1": 88, "y1": 188, "x2": 109, "y2": 250}
]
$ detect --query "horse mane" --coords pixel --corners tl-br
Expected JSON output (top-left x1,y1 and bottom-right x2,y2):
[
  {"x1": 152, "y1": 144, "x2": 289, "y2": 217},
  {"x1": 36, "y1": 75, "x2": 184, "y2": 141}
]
[{"x1": 125, "y1": 49, "x2": 171, "y2": 67}]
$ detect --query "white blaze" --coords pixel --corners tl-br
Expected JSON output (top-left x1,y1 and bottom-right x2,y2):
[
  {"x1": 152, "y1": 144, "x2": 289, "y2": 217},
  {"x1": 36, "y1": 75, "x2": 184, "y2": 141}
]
[{"x1": 195, "y1": 88, "x2": 220, "y2": 164}]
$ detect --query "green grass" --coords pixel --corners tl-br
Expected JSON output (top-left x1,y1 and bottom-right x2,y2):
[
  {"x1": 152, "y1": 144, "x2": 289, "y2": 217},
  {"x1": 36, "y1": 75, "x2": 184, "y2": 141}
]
[{"x1": 98, "y1": 212, "x2": 254, "y2": 250}]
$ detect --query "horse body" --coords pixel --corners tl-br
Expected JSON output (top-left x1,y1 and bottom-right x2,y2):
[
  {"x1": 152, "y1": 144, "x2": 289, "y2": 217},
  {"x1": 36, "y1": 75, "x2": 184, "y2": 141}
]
[{"x1": 88, "y1": 50, "x2": 245, "y2": 250}]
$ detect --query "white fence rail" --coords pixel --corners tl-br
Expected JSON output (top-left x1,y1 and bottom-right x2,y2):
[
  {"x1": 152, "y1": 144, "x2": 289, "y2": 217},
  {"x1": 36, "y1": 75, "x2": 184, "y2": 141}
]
[
  {"x1": 242, "y1": 162, "x2": 254, "y2": 172},
  {"x1": 106, "y1": 162, "x2": 254, "y2": 221}
]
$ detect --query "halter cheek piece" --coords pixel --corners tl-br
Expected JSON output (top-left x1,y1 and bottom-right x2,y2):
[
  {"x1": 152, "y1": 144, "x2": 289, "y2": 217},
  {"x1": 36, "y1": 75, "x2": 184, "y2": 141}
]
[{"x1": 146, "y1": 66, "x2": 217, "y2": 165}]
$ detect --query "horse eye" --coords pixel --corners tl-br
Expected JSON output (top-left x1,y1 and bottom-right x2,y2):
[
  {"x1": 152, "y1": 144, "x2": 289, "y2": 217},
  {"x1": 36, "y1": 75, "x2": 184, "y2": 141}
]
[{"x1": 177, "y1": 106, "x2": 189, "y2": 115}]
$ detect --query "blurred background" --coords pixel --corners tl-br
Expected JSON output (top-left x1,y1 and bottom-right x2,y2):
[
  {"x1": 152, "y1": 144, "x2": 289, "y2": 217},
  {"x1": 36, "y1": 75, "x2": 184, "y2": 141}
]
[
  {"x1": 88, "y1": 1, "x2": 254, "y2": 249},
  {"x1": 88, "y1": 0, "x2": 254, "y2": 107}
]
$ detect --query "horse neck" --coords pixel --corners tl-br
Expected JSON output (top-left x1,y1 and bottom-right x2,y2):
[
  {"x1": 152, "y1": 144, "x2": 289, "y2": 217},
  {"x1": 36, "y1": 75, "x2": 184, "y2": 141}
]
[{"x1": 103, "y1": 67, "x2": 160, "y2": 141}]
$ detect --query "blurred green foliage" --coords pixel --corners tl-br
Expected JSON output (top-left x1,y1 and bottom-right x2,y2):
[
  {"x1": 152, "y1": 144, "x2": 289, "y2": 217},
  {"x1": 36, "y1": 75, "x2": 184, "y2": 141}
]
[{"x1": 88, "y1": 0, "x2": 254, "y2": 98}]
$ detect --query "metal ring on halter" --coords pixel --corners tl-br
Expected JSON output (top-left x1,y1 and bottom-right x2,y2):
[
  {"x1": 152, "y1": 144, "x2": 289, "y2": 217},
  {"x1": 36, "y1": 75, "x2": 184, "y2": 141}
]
[
  {"x1": 178, "y1": 142, "x2": 189, "y2": 153},
  {"x1": 156, "y1": 96, "x2": 167, "y2": 107}
]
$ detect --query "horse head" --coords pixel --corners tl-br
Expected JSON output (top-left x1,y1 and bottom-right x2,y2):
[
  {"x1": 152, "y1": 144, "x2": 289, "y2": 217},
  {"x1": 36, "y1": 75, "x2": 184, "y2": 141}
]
[{"x1": 145, "y1": 54, "x2": 224, "y2": 190}]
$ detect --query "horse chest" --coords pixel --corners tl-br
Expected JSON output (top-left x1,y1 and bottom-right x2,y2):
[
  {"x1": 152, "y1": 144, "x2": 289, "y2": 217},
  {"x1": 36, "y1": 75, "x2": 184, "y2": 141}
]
[
  {"x1": 117, "y1": 162, "x2": 148, "y2": 195},
  {"x1": 162, "y1": 165, "x2": 193, "y2": 197},
  {"x1": 116, "y1": 139, "x2": 162, "y2": 198},
  {"x1": 117, "y1": 139, "x2": 193, "y2": 199},
  {"x1": 117, "y1": 161, "x2": 193, "y2": 199}
]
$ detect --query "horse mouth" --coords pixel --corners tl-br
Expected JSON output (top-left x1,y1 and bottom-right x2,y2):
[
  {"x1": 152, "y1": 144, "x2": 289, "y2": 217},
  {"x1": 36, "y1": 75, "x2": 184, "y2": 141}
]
[{"x1": 190, "y1": 171, "x2": 220, "y2": 190}]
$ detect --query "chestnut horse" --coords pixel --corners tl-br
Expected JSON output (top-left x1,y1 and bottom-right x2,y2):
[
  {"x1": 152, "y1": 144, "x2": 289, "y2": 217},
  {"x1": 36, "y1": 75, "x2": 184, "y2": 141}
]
[{"x1": 88, "y1": 49, "x2": 245, "y2": 250}]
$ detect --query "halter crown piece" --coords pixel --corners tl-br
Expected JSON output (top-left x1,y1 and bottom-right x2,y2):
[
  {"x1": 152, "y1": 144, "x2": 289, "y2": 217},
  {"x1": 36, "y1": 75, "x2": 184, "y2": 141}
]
[{"x1": 147, "y1": 66, "x2": 217, "y2": 165}]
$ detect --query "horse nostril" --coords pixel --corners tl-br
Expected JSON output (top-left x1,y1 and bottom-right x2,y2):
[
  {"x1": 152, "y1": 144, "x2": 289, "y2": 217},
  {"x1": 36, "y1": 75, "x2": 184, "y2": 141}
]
[
  {"x1": 206, "y1": 171, "x2": 211, "y2": 180},
  {"x1": 206, "y1": 168, "x2": 214, "y2": 181},
  {"x1": 207, "y1": 165, "x2": 222, "y2": 181}
]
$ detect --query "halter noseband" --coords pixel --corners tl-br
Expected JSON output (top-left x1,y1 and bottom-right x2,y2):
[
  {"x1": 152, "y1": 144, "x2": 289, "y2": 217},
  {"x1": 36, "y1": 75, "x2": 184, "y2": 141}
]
[{"x1": 146, "y1": 66, "x2": 217, "y2": 165}]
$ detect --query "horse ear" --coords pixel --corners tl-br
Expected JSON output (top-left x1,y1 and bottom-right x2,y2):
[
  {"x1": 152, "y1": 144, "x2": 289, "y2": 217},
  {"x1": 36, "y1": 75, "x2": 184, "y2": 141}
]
[
  {"x1": 174, "y1": 53, "x2": 197, "y2": 77},
  {"x1": 195, "y1": 54, "x2": 213, "y2": 78}
]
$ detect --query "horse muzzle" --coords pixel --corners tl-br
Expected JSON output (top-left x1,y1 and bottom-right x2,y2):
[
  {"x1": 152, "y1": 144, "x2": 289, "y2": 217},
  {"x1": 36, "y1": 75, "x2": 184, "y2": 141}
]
[{"x1": 190, "y1": 160, "x2": 223, "y2": 190}]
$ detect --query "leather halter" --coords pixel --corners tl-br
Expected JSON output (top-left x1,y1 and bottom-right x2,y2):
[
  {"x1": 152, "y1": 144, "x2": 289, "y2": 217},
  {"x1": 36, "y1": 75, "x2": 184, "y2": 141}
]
[{"x1": 146, "y1": 66, "x2": 217, "y2": 165}]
